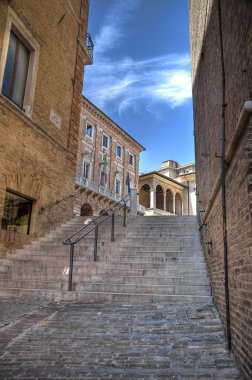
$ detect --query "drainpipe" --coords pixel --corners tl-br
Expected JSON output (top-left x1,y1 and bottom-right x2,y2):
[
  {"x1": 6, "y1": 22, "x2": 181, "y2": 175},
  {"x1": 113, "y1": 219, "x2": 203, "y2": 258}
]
[{"x1": 218, "y1": 0, "x2": 231, "y2": 350}]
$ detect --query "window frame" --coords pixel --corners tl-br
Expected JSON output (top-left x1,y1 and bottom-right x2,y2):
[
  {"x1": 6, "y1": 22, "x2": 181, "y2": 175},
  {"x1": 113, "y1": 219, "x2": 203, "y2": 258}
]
[
  {"x1": 116, "y1": 145, "x2": 122, "y2": 159},
  {"x1": 129, "y1": 153, "x2": 134, "y2": 168},
  {"x1": 0, "y1": 8, "x2": 40, "y2": 117},
  {"x1": 102, "y1": 133, "x2": 109, "y2": 150},
  {"x1": 82, "y1": 157, "x2": 91, "y2": 180},
  {"x1": 115, "y1": 178, "x2": 121, "y2": 195},
  {"x1": 85, "y1": 122, "x2": 93, "y2": 140}
]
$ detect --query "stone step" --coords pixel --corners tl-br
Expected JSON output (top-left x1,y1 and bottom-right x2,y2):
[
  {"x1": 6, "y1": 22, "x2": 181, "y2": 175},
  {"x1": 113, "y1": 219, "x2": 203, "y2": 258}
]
[
  {"x1": 90, "y1": 274, "x2": 210, "y2": 286},
  {"x1": 0, "y1": 287, "x2": 212, "y2": 304},
  {"x1": 83, "y1": 267, "x2": 209, "y2": 277},
  {"x1": 73, "y1": 282, "x2": 212, "y2": 295},
  {"x1": 86, "y1": 262, "x2": 207, "y2": 270},
  {"x1": 0, "y1": 278, "x2": 66, "y2": 290},
  {"x1": 102, "y1": 256, "x2": 206, "y2": 264}
]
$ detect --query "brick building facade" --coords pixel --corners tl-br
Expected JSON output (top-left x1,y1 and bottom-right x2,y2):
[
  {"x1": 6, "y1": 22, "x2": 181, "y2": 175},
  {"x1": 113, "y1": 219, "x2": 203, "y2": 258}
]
[
  {"x1": 74, "y1": 96, "x2": 145, "y2": 217},
  {"x1": 190, "y1": 0, "x2": 252, "y2": 378},
  {"x1": 0, "y1": 0, "x2": 91, "y2": 255}
]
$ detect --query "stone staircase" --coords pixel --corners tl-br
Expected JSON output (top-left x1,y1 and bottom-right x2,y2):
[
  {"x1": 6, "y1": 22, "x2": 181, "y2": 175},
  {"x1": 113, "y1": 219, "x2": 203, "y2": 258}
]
[{"x1": 0, "y1": 216, "x2": 212, "y2": 304}]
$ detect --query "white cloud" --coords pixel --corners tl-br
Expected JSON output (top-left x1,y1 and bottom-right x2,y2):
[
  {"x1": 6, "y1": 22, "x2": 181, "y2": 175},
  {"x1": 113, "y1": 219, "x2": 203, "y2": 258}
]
[
  {"x1": 85, "y1": 54, "x2": 192, "y2": 115},
  {"x1": 84, "y1": 0, "x2": 192, "y2": 118},
  {"x1": 94, "y1": 0, "x2": 142, "y2": 55}
]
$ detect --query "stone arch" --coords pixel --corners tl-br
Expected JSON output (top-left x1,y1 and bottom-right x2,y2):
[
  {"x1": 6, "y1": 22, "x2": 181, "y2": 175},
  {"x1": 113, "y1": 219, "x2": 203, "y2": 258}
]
[
  {"x1": 166, "y1": 188, "x2": 173, "y2": 213},
  {"x1": 139, "y1": 184, "x2": 150, "y2": 208},
  {"x1": 80, "y1": 203, "x2": 93, "y2": 216},
  {"x1": 156, "y1": 184, "x2": 164, "y2": 210},
  {"x1": 175, "y1": 193, "x2": 182, "y2": 215}
]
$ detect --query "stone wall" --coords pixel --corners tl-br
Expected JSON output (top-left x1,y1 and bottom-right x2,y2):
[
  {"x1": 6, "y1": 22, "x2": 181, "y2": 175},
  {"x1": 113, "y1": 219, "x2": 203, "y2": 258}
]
[{"x1": 190, "y1": 0, "x2": 252, "y2": 378}]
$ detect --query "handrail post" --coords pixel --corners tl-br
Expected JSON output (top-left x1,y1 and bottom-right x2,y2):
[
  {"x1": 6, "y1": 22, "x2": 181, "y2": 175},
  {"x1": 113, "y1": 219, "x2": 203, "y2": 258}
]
[
  {"x1": 111, "y1": 213, "x2": 115, "y2": 242},
  {"x1": 123, "y1": 203, "x2": 126, "y2": 227},
  {"x1": 68, "y1": 244, "x2": 74, "y2": 291},
  {"x1": 94, "y1": 226, "x2": 98, "y2": 261}
]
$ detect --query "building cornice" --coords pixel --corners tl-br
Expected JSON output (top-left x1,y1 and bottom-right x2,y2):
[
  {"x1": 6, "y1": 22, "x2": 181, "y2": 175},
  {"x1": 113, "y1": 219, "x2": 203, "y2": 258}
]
[
  {"x1": 82, "y1": 96, "x2": 146, "y2": 153},
  {"x1": 139, "y1": 171, "x2": 187, "y2": 189}
]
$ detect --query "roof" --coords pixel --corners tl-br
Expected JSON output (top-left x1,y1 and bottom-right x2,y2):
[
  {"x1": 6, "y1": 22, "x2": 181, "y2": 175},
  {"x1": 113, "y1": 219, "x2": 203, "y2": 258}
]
[
  {"x1": 139, "y1": 171, "x2": 187, "y2": 188},
  {"x1": 82, "y1": 96, "x2": 146, "y2": 152}
]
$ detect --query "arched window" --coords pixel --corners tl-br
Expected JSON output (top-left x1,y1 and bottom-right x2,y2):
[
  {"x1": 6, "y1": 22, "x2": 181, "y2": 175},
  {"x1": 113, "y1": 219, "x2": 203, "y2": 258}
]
[{"x1": 80, "y1": 203, "x2": 93, "y2": 216}]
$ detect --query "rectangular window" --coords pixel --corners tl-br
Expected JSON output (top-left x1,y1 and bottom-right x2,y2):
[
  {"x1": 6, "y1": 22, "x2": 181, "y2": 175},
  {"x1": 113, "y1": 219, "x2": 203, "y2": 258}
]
[
  {"x1": 129, "y1": 153, "x2": 134, "y2": 167},
  {"x1": 86, "y1": 124, "x2": 93, "y2": 138},
  {"x1": 116, "y1": 146, "x2": 122, "y2": 158},
  {"x1": 102, "y1": 134, "x2": 109, "y2": 149},
  {"x1": 82, "y1": 162, "x2": 90, "y2": 179},
  {"x1": 115, "y1": 179, "x2": 121, "y2": 195},
  {"x1": 1, "y1": 190, "x2": 32, "y2": 235},
  {"x1": 2, "y1": 31, "x2": 30, "y2": 108}
]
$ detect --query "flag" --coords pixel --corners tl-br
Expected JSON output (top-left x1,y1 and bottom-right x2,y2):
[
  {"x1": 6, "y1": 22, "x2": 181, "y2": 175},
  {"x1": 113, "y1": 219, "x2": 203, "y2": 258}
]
[{"x1": 125, "y1": 172, "x2": 131, "y2": 194}]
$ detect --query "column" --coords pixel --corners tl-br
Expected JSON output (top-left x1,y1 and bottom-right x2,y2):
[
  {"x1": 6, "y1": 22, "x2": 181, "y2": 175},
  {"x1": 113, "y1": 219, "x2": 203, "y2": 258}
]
[
  {"x1": 163, "y1": 193, "x2": 166, "y2": 212},
  {"x1": 150, "y1": 189, "x2": 156, "y2": 209},
  {"x1": 173, "y1": 196, "x2": 176, "y2": 214}
]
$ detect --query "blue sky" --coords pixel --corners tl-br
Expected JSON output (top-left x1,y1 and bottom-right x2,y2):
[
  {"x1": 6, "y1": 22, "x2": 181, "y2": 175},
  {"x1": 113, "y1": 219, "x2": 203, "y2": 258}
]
[{"x1": 83, "y1": 0, "x2": 194, "y2": 173}]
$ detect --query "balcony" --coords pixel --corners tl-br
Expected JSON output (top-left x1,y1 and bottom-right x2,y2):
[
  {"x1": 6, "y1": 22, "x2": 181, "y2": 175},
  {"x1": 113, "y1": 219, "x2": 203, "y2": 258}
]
[
  {"x1": 85, "y1": 33, "x2": 94, "y2": 65},
  {"x1": 75, "y1": 176, "x2": 145, "y2": 214}
]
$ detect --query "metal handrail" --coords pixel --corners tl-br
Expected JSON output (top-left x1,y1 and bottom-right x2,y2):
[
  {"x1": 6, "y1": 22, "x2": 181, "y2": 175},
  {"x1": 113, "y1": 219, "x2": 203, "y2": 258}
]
[
  {"x1": 63, "y1": 194, "x2": 130, "y2": 291},
  {"x1": 39, "y1": 194, "x2": 76, "y2": 214}
]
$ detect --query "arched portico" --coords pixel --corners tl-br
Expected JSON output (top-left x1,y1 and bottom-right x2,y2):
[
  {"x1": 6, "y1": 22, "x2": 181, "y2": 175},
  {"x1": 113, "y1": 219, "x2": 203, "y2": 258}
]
[{"x1": 139, "y1": 184, "x2": 151, "y2": 208}]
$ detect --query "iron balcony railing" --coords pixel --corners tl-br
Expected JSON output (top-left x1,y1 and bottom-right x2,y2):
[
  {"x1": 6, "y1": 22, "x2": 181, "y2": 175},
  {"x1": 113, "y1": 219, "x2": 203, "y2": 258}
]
[
  {"x1": 75, "y1": 176, "x2": 145, "y2": 214},
  {"x1": 63, "y1": 195, "x2": 129, "y2": 291},
  {"x1": 85, "y1": 33, "x2": 94, "y2": 64}
]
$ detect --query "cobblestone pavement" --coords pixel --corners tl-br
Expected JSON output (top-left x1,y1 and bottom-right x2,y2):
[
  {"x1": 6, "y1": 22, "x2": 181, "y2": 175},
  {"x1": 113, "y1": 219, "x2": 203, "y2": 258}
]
[{"x1": 0, "y1": 298, "x2": 243, "y2": 379}]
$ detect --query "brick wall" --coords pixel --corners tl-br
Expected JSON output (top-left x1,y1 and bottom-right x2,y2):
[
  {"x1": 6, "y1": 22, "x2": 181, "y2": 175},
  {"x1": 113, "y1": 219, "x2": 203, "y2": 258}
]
[
  {"x1": 0, "y1": 0, "x2": 90, "y2": 253},
  {"x1": 190, "y1": 1, "x2": 252, "y2": 378}
]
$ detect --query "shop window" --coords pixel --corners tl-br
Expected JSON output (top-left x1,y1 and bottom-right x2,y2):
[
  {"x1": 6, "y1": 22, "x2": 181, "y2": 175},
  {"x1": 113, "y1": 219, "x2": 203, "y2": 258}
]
[{"x1": 1, "y1": 190, "x2": 33, "y2": 235}]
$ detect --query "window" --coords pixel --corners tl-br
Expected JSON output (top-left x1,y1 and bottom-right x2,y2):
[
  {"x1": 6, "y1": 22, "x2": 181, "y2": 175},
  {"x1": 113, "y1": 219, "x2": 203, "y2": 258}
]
[
  {"x1": 1, "y1": 190, "x2": 33, "y2": 235},
  {"x1": 2, "y1": 30, "x2": 30, "y2": 109},
  {"x1": 102, "y1": 134, "x2": 109, "y2": 149},
  {"x1": 115, "y1": 179, "x2": 121, "y2": 195},
  {"x1": 116, "y1": 145, "x2": 122, "y2": 158},
  {"x1": 129, "y1": 153, "x2": 134, "y2": 167},
  {"x1": 0, "y1": 10, "x2": 40, "y2": 116},
  {"x1": 86, "y1": 123, "x2": 93, "y2": 138},
  {"x1": 82, "y1": 161, "x2": 90, "y2": 179}
]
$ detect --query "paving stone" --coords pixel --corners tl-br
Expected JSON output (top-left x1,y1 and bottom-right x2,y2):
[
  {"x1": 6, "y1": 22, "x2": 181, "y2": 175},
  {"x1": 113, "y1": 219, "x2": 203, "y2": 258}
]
[{"x1": 0, "y1": 299, "x2": 244, "y2": 379}]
